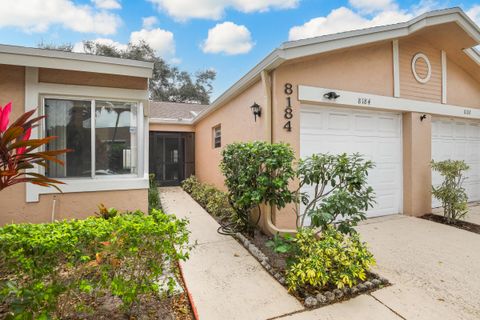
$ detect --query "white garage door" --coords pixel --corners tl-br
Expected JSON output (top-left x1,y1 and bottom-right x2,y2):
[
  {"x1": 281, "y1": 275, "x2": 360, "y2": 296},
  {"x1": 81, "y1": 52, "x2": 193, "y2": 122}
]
[
  {"x1": 432, "y1": 117, "x2": 480, "y2": 207},
  {"x1": 300, "y1": 105, "x2": 403, "y2": 218}
]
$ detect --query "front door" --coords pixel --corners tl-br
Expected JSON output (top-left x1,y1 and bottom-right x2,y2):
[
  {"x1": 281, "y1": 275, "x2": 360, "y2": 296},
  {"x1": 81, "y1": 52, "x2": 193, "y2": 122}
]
[{"x1": 149, "y1": 132, "x2": 194, "y2": 186}]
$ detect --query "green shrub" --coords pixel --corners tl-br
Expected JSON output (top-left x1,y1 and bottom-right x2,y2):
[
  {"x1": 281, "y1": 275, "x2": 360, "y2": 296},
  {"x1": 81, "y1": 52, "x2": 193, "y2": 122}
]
[
  {"x1": 181, "y1": 176, "x2": 199, "y2": 194},
  {"x1": 296, "y1": 153, "x2": 375, "y2": 234},
  {"x1": 431, "y1": 159, "x2": 470, "y2": 224},
  {"x1": 0, "y1": 209, "x2": 191, "y2": 318},
  {"x1": 148, "y1": 173, "x2": 162, "y2": 212},
  {"x1": 220, "y1": 142, "x2": 295, "y2": 233},
  {"x1": 181, "y1": 176, "x2": 234, "y2": 219},
  {"x1": 285, "y1": 227, "x2": 375, "y2": 291}
]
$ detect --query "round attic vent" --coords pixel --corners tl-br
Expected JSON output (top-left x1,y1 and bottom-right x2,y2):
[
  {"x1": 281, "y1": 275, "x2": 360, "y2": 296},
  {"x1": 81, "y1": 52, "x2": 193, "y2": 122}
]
[{"x1": 411, "y1": 53, "x2": 431, "y2": 84}]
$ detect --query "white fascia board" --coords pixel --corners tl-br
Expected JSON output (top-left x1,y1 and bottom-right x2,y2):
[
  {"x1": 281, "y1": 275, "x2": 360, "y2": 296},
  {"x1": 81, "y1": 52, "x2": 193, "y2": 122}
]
[
  {"x1": 149, "y1": 118, "x2": 194, "y2": 125},
  {"x1": 298, "y1": 85, "x2": 480, "y2": 120},
  {"x1": 0, "y1": 45, "x2": 153, "y2": 78},
  {"x1": 464, "y1": 48, "x2": 480, "y2": 65}
]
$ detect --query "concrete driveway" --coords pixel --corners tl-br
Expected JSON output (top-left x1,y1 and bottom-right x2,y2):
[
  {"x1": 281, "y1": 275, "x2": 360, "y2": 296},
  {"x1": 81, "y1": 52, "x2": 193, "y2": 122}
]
[{"x1": 277, "y1": 215, "x2": 480, "y2": 320}]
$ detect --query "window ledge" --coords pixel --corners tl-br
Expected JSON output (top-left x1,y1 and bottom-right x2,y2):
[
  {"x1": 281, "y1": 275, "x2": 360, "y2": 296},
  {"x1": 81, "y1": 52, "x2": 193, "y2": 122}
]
[{"x1": 26, "y1": 176, "x2": 149, "y2": 202}]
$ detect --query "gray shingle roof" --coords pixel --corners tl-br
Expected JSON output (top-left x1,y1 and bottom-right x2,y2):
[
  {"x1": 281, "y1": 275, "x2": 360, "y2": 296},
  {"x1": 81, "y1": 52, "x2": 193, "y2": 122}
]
[{"x1": 149, "y1": 101, "x2": 209, "y2": 121}]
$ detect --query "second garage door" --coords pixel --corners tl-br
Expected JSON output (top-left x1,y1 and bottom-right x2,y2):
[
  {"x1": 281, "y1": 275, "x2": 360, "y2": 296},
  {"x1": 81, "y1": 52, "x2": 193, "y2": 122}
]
[
  {"x1": 300, "y1": 105, "x2": 403, "y2": 218},
  {"x1": 432, "y1": 117, "x2": 480, "y2": 207}
]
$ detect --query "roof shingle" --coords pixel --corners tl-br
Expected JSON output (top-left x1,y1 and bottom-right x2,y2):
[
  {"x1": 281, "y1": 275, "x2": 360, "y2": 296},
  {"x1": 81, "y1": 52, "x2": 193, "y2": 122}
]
[{"x1": 149, "y1": 101, "x2": 209, "y2": 121}]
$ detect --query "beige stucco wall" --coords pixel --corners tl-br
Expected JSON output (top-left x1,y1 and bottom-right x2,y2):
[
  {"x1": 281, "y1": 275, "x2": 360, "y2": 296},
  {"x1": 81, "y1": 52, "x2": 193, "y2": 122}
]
[
  {"x1": 403, "y1": 112, "x2": 432, "y2": 216},
  {"x1": 0, "y1": 189, "x2": 148, "y2": 225},
  {"x1": 446, "y1": 57, "x2": 480, "y2": 109},
  {"x1": 0, "y1": 64, "x2": 148, "y2": 225},
  {"x1": 194, "y1": 80, "x2": 266, "y2": 189},
  {"x1": 149, "y1": 123, "x2": 194, "y2": 132}
]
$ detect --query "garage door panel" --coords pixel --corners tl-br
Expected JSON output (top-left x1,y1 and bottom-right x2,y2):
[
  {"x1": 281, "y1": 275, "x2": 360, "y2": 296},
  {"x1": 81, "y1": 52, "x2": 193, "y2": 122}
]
[
  {"x1": 300, "y1": 106, "x2": 402, "y2": 219},
  {"x1": 432, "y1": 117, "x2": 480, "y2": 207}
]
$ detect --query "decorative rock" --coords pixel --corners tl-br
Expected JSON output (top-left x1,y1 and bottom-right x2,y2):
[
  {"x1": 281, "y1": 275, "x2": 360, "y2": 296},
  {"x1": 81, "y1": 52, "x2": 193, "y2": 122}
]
[
  {"x1": 378, "y1": 276, "x2": 389, "y2": 284},
  {"x1": 351, "y1": 287, "x2": 359, "y2": 295},
  {"x1": 364, "y1": 281, "x2": 374, "y2": 289},
  {"x1": 278, "y1": 277, "x2": 286, "y2": 285},
  {"x1": 324, "y1": 291, "x2": 336, "y2": 302},
  {"x1": 304, "y1": 296, "x2": 318, "y2": 308},
  {"x1": 372, "y1": 279, "x2": 382, "y2": 287},
  {"x1": 315, "y1": 293, "x2": 328, "y2": 304},
  {"x1": 333, "y1": 289, "x2": 344, "y2": 299},
  {"x1": 342, "y1": 286, "x2": 351, "y2": 295},
  {"x1": 357, "y1": 283, "x2": 367, "y2": 292}
]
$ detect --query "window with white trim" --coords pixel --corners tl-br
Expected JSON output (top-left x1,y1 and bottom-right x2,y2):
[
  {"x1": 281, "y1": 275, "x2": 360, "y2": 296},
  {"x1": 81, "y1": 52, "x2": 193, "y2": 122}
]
[
  {"x1": 44, "y1": 98, "x2": 138, "y2": 178},
  {"x1": 213, "y1": 125, "x2": 221, "y2": 148}
]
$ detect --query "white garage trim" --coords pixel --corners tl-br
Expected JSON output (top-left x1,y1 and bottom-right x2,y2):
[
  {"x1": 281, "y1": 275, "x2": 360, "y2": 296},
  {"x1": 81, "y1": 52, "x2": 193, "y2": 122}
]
[
  {"x1": 300, "y1": 105, "x2": 403, "y2": 218},
  {"x1": 298, "y1": 85, "x2": 479, "y2": 119}
]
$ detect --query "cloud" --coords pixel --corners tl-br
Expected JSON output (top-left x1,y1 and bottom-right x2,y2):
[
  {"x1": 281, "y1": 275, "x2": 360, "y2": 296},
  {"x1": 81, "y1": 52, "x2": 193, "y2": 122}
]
[
  {"x1": 142, "y1": 16, "x2": 158, "y2": 29},
  {"x1": 467, "y1": 5, "x2": 480, "y2": 26},
  {"x1": 288, "y1": 6, "x2": 412, "y2": 41},
  {"x1": 349, "y1": 0, "x2": 397, "y2": 13},
  {"x1": 92, "y1": 0, "x2": 121, "y2": 10},
  {"x1": 148, "y1": 0, "x2": 299, "y2": 20},
  {"x1": 74, "y1": 27, "x2": 176, "y2": 59},
  {"x1": 202, "y1": 22, "x2": 254, "y2": 55},
  {"x1": 130, "y1": 28, "x2": 175, "y2": 58},
  {"x1": 0, "y1": 0, "x2": 121, "y2": 35}
]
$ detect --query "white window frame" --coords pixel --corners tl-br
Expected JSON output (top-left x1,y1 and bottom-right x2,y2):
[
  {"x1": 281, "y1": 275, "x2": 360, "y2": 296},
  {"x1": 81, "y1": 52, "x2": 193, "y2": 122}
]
[
  {"x1": 213, "y1": 125, "x2": 221, "y2": 148},
  {"x1": 41, "y1": 95, "x2": 140, "y2": 180},
  {"x1": 25, "y1": 67, "x2": 149, "y2": 202}
]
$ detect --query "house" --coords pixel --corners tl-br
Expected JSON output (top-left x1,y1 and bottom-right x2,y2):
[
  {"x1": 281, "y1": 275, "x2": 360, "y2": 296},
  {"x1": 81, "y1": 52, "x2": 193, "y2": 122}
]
[
  {"x1": 1, "y1": 8, "x2": 479, "y2": 229},
  {"x1": 0, "y1": 44, "x2": 153, "y2": 224},
  {"x1": 149, "y1": 8, "x2": 480, "y2": 229}
]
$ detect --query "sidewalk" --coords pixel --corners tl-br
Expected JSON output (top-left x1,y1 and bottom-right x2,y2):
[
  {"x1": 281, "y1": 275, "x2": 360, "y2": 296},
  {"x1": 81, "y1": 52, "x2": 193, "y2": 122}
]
[{"x1": 159, "y1": 187, "x2": 303, "y2": 320}]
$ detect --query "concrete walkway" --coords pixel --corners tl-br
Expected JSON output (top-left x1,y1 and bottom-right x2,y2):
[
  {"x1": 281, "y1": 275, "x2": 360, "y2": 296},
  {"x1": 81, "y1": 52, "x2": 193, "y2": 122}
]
[
  {"x1": 160, "y1": 187, "x2": 480, "y2": 320},
  {"x1": 160, "y1": 187, "x2": 303, "y2": 320}
]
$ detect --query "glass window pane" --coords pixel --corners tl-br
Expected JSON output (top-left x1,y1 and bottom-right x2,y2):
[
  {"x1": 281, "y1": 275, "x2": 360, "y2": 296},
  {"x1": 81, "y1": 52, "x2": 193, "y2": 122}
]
[
  {"x1": 45, "y1": 99, "x2": 92, "y2": 178},
  {"x1": 95, "y1": 101, "x2": 137, "y2": 175}
]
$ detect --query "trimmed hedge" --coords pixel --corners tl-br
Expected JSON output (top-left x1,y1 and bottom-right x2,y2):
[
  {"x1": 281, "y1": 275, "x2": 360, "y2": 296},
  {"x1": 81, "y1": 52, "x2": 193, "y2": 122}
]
[
  {"x1": 0, "y1": 209, "x2": 191, "y2": 319},
  {"x1": 181, "y1": 176, "x2": 235, "y2": 219}
]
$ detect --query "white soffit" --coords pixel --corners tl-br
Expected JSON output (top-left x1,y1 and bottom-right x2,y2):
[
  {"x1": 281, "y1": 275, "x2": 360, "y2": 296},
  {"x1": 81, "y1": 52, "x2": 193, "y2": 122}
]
[
  {"x1": 0, "y1": 44, "x2": 153, "y2": 78},
  {"x1": 194, "y1": 8, "x2": 480, "y2": 123}
]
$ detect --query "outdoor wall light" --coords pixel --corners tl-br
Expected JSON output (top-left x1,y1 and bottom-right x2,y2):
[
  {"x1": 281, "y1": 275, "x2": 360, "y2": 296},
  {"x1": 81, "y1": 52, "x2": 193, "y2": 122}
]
[
  {"x1": 323, "y1": 91, "x2": 340, "y2": 100},
  {"x1": 250, "y1": 102, "x2": 261, "y2": 122},
  {"x1": 420, "y1": 114, "x2": 427, "y2": 121}
]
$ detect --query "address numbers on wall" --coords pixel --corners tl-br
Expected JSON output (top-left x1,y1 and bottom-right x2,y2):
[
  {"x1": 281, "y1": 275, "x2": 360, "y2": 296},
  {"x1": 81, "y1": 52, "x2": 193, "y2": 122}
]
[{"x1": 284, "y1": 83, "x2": 293, "y2": 132}]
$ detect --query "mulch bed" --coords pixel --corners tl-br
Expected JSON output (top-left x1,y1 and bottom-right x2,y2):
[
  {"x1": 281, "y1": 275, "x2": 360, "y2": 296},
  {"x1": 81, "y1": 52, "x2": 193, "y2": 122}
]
[
  {"x1": 421, "y1": 214, "x2": 480, "y2": 235},
  {"x1": 0, "y1": 265, "x2": 195, "y2": 320},
  {"x1": 235, "y1": 229, "x2": 390, "y2": 309}
]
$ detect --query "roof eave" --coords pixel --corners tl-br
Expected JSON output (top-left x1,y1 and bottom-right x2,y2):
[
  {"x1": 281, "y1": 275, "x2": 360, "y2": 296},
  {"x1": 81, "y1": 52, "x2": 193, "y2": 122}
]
[{"x1": 0, "y1": 44, "x2": 154, "y2": 78}]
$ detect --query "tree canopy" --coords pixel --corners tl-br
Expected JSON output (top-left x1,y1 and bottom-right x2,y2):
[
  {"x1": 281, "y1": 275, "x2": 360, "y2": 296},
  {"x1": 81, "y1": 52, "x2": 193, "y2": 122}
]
[{"x1": 38, "y1": 41, "x2": 216, "y2": 104}]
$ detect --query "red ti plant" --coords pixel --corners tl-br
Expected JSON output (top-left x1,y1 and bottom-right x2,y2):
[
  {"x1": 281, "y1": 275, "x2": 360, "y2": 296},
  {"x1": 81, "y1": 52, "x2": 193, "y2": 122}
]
[{"x1": 0, "y1": 102, "x2": 70, "y2": 191}]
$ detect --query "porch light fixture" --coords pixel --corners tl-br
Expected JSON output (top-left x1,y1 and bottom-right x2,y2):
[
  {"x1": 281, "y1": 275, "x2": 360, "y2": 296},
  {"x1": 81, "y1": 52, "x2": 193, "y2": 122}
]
[
  {"x1": 324, "y1": 91, "x2": 340, "y2": 100},
  {"x1": 420, "y1": 114, "x2": 427, "y2": 121},
  {"x1": 250, "y1": 102, "x2": 261, "y2": 122}
]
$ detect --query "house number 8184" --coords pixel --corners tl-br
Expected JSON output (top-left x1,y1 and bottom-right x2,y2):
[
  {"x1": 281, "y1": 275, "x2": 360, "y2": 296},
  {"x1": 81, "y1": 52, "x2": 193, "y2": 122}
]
[{"x1": 284, "y1": 83, "x2": 293, "y2": 132}]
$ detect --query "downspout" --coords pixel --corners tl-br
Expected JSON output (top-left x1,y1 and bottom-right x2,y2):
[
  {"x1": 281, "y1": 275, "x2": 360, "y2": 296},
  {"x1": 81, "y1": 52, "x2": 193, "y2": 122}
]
[{"x1": 260, "y1": 70, "x2": 297, "y2": 235}]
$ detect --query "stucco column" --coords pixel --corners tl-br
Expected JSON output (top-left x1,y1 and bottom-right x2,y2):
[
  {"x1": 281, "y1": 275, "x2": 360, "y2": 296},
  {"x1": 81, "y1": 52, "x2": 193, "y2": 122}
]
[{"x1": 402, "y1": 112, "x2": 432, "y2": 216}]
